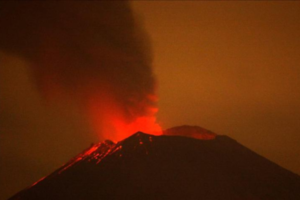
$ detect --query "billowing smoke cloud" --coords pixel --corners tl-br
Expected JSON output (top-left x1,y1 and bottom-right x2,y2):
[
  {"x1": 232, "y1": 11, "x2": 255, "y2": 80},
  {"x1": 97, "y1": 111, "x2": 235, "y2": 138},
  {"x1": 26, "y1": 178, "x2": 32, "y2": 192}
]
[{"x1": 0, "y1": 1, "x2": 161, "y2": 140}]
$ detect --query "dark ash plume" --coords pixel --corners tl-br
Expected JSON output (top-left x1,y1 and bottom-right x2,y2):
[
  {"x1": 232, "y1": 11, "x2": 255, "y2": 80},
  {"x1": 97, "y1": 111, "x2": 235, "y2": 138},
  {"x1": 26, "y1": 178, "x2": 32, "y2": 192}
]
[{"x1": 0, "y1": 1, "x2": 159, "y2": 139}]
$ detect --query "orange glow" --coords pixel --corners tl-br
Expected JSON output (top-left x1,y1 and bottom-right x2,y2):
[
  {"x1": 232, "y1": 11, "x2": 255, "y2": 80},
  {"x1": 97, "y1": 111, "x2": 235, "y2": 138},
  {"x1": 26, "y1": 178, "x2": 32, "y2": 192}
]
[
  {"x1": 88, "y1": 90, "x2": 161, "y2": 142},
  {"x1": 112, "y1": 116, "x2": 162, "y2": 141}
]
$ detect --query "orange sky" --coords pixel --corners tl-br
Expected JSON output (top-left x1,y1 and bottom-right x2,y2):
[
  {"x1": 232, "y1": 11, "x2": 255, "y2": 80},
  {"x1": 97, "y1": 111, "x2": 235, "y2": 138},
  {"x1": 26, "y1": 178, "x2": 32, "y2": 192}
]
[
  {"x1": 132, "y1": 1, "x2": 300, "y2": 174},
  {"x1": 0, "y1": 1, "x2": 300, "y2": 199}
]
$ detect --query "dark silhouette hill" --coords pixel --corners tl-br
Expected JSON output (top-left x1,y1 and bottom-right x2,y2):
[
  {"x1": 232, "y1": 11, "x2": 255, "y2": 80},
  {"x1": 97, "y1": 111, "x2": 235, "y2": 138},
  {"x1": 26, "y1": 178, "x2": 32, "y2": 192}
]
[{"x1": 9, "y1": 126, "x2": 300, "y2": 199}]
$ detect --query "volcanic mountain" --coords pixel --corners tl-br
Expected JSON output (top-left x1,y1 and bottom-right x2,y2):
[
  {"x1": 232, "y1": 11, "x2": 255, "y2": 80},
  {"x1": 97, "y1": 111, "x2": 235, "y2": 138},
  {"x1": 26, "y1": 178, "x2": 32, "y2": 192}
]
[{"x1": 9, "y1": 126, "x2": 300, "y2": 199}]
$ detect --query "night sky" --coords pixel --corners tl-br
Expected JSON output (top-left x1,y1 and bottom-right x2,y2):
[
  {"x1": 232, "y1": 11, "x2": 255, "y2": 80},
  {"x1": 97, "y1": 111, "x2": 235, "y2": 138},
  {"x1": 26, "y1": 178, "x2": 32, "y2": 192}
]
[{"x1": 1, "y1": 1, "x2": 300, "y2": 199}]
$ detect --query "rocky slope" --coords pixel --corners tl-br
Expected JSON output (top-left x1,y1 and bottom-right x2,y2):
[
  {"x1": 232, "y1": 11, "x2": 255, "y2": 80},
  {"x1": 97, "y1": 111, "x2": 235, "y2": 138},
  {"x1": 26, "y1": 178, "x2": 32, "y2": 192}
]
[{"x1": 9, "y1": 126, "x2": 300, "y2": 199}]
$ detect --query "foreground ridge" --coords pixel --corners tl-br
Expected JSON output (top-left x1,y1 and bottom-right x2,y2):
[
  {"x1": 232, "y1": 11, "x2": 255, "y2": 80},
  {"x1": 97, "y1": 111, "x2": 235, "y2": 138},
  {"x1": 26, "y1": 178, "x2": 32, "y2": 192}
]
[{"x1": 10, "y1": 126, "x2": 300, "y2": 200}]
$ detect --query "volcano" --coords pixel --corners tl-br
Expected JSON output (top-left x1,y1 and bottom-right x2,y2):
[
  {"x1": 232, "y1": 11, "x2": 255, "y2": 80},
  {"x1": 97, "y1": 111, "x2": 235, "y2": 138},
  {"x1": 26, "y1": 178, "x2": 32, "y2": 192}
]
[{"x1": 9, "y1": 126, "x2": 300, "y2": 199}]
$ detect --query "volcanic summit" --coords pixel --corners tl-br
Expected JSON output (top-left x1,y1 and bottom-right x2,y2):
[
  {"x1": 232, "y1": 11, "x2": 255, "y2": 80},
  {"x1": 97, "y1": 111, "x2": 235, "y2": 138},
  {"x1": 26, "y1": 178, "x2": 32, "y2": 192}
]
[{"x1": 9, "y1": 126, "x2": 300, "y2": 199}]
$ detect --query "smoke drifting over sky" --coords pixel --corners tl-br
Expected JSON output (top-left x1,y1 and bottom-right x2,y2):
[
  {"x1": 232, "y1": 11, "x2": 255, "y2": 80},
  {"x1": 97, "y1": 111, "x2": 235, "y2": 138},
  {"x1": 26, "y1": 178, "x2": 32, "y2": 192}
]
[
  {"x1": 0, "y1": 1, "x2": 159, "y2": 140},
  {"x1": 1, "y1": 1, "x2": 300, "y2": 199}
]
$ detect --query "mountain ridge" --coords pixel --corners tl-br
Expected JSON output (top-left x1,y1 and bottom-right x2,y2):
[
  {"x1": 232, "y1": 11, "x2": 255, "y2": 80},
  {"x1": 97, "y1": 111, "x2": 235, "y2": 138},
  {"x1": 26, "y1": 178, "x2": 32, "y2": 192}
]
[{"x1": 9, "y1": 125, "x2": 300, "y2": 199}]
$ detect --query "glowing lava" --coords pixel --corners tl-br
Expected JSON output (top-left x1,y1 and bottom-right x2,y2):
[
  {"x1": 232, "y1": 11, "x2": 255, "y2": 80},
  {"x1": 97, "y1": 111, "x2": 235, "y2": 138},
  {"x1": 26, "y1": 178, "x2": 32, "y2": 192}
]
[
  {"x1": 112, "y1": 115, "x2": 162, "y2": 139},
  {"x1": 96, "y1": 113, "x2": 162, "y2": 142},
  {"x1": 88, "y1": 92, "x2": 161, "y2": 142}
]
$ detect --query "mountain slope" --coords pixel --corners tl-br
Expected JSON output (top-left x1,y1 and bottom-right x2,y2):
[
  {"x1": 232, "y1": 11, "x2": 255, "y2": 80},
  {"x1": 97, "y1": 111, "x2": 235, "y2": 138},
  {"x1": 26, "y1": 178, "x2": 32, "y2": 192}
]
[{"x1": 9, "y1": 126, "x2": 300, "y2": 199}]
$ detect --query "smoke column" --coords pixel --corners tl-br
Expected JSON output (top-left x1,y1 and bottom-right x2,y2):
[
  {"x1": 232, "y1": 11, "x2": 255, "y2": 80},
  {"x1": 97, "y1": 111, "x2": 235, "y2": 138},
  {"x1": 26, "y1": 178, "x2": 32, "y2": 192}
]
[{"x1": 0, "y1": 1, "x2": 161, "y2": 141}]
